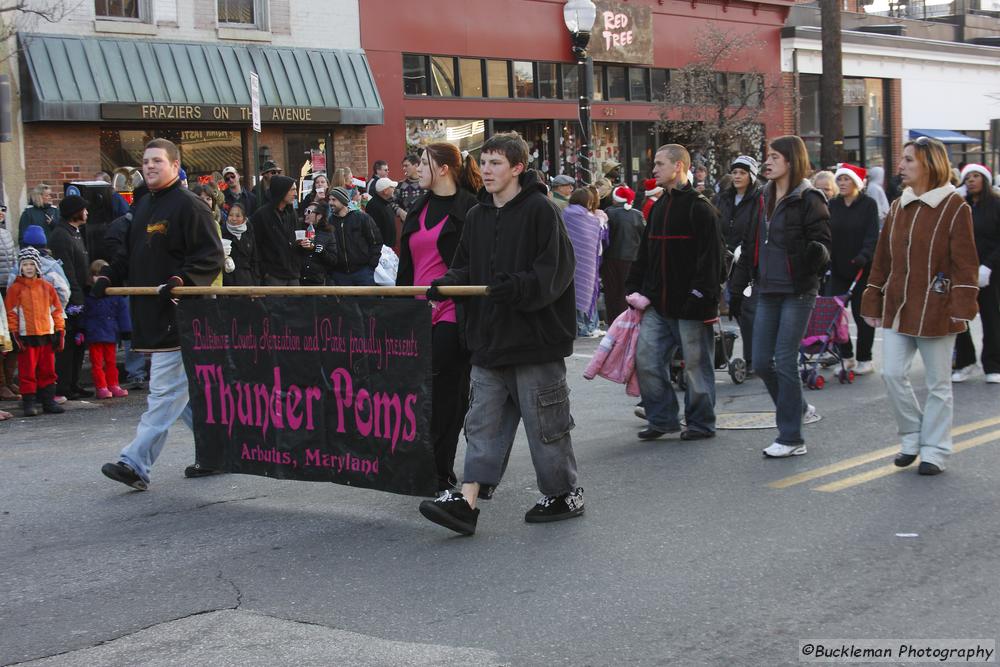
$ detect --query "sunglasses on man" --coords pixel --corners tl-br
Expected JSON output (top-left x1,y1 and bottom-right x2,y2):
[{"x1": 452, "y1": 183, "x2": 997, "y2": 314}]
[{"x1": 224, "y1": 173, "x2": 238, "y2": 181}]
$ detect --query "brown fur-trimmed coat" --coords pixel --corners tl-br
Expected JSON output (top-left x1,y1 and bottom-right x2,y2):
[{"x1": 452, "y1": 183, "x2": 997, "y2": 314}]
[{"x1": 860, "y1": 185, "x2": 978, "y2": 337}]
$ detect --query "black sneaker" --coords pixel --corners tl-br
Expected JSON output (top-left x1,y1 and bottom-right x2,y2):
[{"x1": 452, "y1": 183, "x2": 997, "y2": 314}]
[
  {"x1": 918, "y1": 462, "x2": 944, "y2": 476},
  {"x1": 184, "y1": 463, "x2": 222, "y2": 478},
  {"x1": 101, "y1": 461, "x2": 148, "y2": 491},
  {"x1": 419, "y1": 491, "x2": 479, "y2": 535},
  {"x1": 524, "y1": 487, "x2": 585, "y2": 523}
]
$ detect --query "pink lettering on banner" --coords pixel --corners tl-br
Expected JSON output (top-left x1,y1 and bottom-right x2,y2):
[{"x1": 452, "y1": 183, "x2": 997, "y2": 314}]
[
  {"x1": 330, "y1": 367, "x2": 418, "y2": 453},
  {"x1": 602, "y1": 10, "x2": 634, "y2": 50}
]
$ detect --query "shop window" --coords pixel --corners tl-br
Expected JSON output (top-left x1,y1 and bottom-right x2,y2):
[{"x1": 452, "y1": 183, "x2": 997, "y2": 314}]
[
  {"x1": 592, "y1": 122, "x2": 621, "y2": 180},
  {"x1": 486, "y1": 60, "x2": 510, "y2": 98},
  {"x1": 538, "y1": 62, "x2": 558, "y2": 99},
  {"x1": 651, "y1": 69, "x2": 669, "y2": 102},
  {"x1": 628, "y1": 68, "x2": 649, "y2": 101},
  {"x1": 459, "y1": 58, "x2": 483, "y2": 98},
  {"x1": 513, "y1": 61, "x2": 535, "y2": 98},
  {"x1": 607, "y1": 66, "x2": 627, "y2": 101},
  {"x1": 740, "y1": 74, "x2": 763, "y2": 108},
  {"x1": 562, "y1": 65, "x2": 579, "y2": 100},
  {"x1": 630, "y1": 122, "x2": 656, "y2": 184},
  {"x1": 865, "y1": 79, "x2": 884, "y2": 135},
  {"x1": 403, "y1": 54, "x2": 428, "y2": 96},
  {"x1": 218, "y1": 0, "x2": 265, "y2": 27},
  {"x1": 100, "y1": 129, "x2": 245, "y2": 183},
  {"x1": 799, "y1": 74, "x2": 820, "y2": 138},
  {"x1": 592, "y1": 64, "x2": 604, "y2": 102},
  {"x1": 431, "y1": 56, "x2": 457, "y2": 97},
  {"x1": 286, "y1": 132, "x2": 332, "y2": 200},
  {"x1": 406, "y1": 119, "x2": 486, "y2": 158}
]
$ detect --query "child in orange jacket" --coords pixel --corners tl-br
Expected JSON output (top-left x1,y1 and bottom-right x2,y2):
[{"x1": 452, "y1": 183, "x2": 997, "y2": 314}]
[{"x1": 5, "y1": 247, "x2": 65, "y2": 416}]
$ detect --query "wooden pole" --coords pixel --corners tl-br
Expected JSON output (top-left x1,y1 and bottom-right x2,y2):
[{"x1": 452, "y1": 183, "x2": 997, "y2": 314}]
[{"x1": 105, "y1": 285, "x2": 489, "y2": 297}]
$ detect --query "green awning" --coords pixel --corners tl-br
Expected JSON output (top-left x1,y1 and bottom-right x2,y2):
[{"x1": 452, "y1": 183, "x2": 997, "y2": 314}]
[{"x1": 19, "y1": 33, "x2": 383, "y2": 125}]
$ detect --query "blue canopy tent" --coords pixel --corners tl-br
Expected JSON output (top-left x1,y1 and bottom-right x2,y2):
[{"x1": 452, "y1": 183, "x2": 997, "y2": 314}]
[{"x1": 908, "y1": 129, "x2": 981, "y2": 145}]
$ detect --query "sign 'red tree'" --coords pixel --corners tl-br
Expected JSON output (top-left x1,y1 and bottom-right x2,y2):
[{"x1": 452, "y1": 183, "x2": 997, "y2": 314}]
[{"x1": 654, "y1": 26, "x2": 787, "y2": 183}]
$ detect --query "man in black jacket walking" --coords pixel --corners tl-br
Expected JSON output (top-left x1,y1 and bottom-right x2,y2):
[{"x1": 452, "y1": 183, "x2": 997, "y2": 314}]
[
  {"x1": 49, "y1": 195, "x2": 92, "y2": 399},
  {"x1": 251, "y1": 175, "x2": 311, "y2": 286},
  {"x1": 327, "y1": 187, "x2": 382, "y2": 285},
  {"x1": 94, "y1": 138, "x2": 223, "y2": 491},
  {"x1": 627, "y1": 144, "x2": 725, "y2": 441},
  {"x1": 418, "y1": 132, "x2": 583, "y2": 536},
  {"x1": 367, "y1": 177, "x2": 398, "y2": 248}
]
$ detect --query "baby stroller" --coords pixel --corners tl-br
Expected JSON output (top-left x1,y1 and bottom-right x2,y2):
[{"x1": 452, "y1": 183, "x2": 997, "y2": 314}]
[
  {"x1": 669, "y1": 320, "x2": 746, "y2": 390},
  {"x1": 799, "y1": 269, "x2": 864, "y2": 390}
]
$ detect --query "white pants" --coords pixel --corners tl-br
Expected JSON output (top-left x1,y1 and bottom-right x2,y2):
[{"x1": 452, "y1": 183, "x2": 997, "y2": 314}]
[{"x1": 880, "y1": 330, "x2": 956, "y2": 467}]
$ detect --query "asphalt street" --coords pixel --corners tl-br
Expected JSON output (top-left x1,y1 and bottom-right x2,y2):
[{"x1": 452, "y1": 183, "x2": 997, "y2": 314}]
[{"x1": 2, "y1": 322, "x2": 999, "y2": 666}]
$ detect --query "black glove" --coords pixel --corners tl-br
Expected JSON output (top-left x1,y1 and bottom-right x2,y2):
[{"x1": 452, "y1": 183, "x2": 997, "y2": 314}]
[
  {"x1": 426, "y1": 280, "x2": 445, "y2": 302},
  {"x1": 488, "y1": 273, "x2": 519, "y2": 305},
  {"x1": 729, "y1": 294, "x2": 743, "y2": 321},
  {"x1": 11, "y1": 333, "x2": 21, "y2": 353},
  {"x1": 91, "y1": 276, "x2": 110, "y2": 299},
  {"x1": 850, "y1": 254, "x2": 868, "y2": 267},
  {"x1": 120, "y1": 331, "x2": 131, "y2": 341},
  {"x1": 158, "y1": 276, "x2": 184, "y2": 303},
  {"x1": 54, "y1": 330, "x2": 65, "y2": 353},
  {"x1": 805, "y1": 241, "x2": 830, "y2": 272}
]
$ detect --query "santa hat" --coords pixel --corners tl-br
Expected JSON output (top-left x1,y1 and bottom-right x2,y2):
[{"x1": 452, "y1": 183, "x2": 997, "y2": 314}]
[
  {"x1": 834, "y1": 163, "x2": 867, "y2": 190},
  {"x1": 643, "y1": 178, "x2": 663, "y2": 197},
  {"x1": 612, "y1": 185, "x2": 636, "y2": 210},
  {"x1": 960, "y1": 163, "x2": 992, "y2": 184}
]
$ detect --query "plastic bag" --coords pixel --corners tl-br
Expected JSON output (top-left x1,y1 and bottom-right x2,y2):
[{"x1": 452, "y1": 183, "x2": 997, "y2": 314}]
[{"x1": 374, "y1": 245, "x2": 398, "y2": 286}]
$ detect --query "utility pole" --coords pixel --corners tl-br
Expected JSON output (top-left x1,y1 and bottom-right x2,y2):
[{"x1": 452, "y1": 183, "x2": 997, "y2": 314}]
[{"x1": 819, "y1": 0, "x2": 844, "y2": 169}]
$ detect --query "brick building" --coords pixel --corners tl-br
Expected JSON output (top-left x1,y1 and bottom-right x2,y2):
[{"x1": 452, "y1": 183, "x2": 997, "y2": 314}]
[{"x1": 7, "y1": 0, "x2": 382, "y2": 232}]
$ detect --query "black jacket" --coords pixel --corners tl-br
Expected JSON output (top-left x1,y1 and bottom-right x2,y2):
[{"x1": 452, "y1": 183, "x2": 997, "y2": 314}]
[
  {"x1": 397, "y1": 189, "x2": 479, "y2": 286},
  {"x1": 436, "y1": 174, "x2": 576, "y2": 368},
  {"x1": 330, "y1": 209, "x2": 382, "y2": 274},
  {"x1": 250, "y1": 203, "x2": 307, "y2": 281},
  {"x1": 604, "y1": 203, "x2": 645, "y2": 262},
  {"x1": 102, "y1": 179, "x2": 224, "y2": 351},
  {"x1": 223, "y1": 188, "x2": 257, "y2": 217},
  {"x1": 968, "y1": 193, "x2": 1000, "y2": 270},
  {"x1": 625, "y1": 184, "x2": 725, "y2": 320},
  {"x1": 221, "y1": 224, "x2": 260, "y2": 286},
  {"x1": 731, "y1": 180, "x2": 832, "y2": 297},
  {"x1": 828, "y1": 193, "x2": 879, "y2": 282},
  {"x1": 714, "y1": 184, "x2": 764, "y2": 252},
  {"x1": 366, "y1": 194, "x2": 397, "y2": 248},
  {"x1": 300, "y1": 228, "x2": 339, "y2": 285},
  {"x1": 48, "y1": 220, "x2": 90, "y2": 306}
]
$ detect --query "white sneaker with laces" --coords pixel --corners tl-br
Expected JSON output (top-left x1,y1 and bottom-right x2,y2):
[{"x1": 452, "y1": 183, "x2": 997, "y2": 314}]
[
  {"x1": 986, "y1": 373, "x2": 1000, "y2": 384},
  {"x1": 843, "y1": 356, "x2": 856, "y2": 370},
  {"x1": 634, "y1": 405, "x2": 646, "y2": 419},
  {"x1": 763, "y1": 442, "x2": 807, "y2": 458},
  {"x1": 854, "y1": 361, "x2": 874, "y2": 375},
  {"x1": 952, "y1": 365, "x2": 975, "y2": 382},
  {"x1": 803, "y1": 403, "x2": 822, "y2": 425}
]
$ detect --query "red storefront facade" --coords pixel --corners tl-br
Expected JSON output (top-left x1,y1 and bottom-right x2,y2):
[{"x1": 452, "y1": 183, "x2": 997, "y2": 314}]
[{"x1": 361, "y1": 0, "x2": 794, "y2": 188}]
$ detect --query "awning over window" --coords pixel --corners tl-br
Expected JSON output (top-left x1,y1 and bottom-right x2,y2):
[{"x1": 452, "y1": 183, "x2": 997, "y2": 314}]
[
  {"x1": 908, "y1": 129, "x2": 980, "y2": 145},
  {"x1": 19, "y1": 34, "x2": 383, "y2": 125}
]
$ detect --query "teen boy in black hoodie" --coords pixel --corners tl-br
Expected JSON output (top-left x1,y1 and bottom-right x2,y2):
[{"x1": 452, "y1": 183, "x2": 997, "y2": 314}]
[{"x1": 418, "y1": 132, "x2": 582, "y2": 535}]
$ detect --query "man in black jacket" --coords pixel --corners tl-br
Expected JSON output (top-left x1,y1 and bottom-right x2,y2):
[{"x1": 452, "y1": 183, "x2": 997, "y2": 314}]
[
  {"x1": 221, "y1": 166, "x2": 257, "y2": 217},
  {"x1": 418, "y1": 132, "x2": 583, "y2": 536},
  {"x1": 327, "y1": 187, "x2": 382, "y2": 285},
  {"x1": 49, "y1": 195, "x2": 92, "y2": 399},
  {"x1": 602, "y1": 185, "x2": 644, "y2": 323},
  {"x1": 94, "y1": 138, "x2": 223, "y2": 491},
  {"x1": 251, "y1": 175, "x2": 311, "y2": 286},
  {"x1": 626, "y1": 144, "x2": 725, "y2": 442},
  {"x1": 367, "y1": 177, "x2": 398, "y2": 248}
]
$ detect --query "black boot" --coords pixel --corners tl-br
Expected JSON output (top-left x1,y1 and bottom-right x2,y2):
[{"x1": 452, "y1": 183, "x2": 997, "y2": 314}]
[
  {"x1": 22, "y1": 394, "x2": 41, "y2": 417},
  {"x1": 39, "y1": 385, "x2": 65, "y2": 414}
]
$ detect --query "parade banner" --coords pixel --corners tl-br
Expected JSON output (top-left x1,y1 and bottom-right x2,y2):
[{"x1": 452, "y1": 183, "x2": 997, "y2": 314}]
[{"x1": 177, "y1": 297, "x2": 435, "y2": 497}]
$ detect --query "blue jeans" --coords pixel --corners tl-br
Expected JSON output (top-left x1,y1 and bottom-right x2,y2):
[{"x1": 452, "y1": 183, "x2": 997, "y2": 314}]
[
  {"x1": 576, "y1": 309, "x2": 598, "y2": 337},
  {"x1": 635, "y1": 310, "x2": 716, "y2": 434},
  {"x1": 752, "y1": 293, "x2": 815, "y2": 445},
  {"x1": 329, "y1": 267, "x2": 376, "y2": 286},
  {"x1": 118, "y1": 351, "x2": 192, "y2": 482},
  {"x1": 123, "y1": 342, "x2": 147, "y2": 381}
]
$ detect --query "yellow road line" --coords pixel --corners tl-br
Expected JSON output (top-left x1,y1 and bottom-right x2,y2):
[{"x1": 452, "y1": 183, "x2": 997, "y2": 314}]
[
  {"x1": 814, "y1": 428, "x2": 1000, "y2": 492},
  {"x1": 767, "y1": 415, "x2": 1000, "y2": 490}
]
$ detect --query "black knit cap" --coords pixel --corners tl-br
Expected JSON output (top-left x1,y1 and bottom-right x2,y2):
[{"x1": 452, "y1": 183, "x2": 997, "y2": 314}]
[
  {"x1": 59, "y1": 195, "x2": 88, "y2": 220},
  {"x1": 269, "y1": 175, "x2": 295, "y2": 202}
]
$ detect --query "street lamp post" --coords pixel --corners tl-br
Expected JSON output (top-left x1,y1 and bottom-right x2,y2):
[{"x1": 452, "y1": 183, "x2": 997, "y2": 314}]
[{"x1": 563, "y1": 0, "x2": 597, "y2": 186}]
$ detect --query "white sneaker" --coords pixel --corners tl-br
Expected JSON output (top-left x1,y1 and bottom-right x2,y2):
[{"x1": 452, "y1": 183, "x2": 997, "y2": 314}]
[
  {"x1": 854, "y1": 361, "x2": 874, "y2": 375},
  {"x1": 763, "y1": 442, "x2": 807, "y2": 458},
  {"x1": 843, "y1": 356, "x2": 856, "y2": 370},
  {"x1": 952, "y1": 365, "x2": 975, "y2": 382},
  {"x1": 634, "y1": 405, "x2": 646, "y2": 419},
  {"x1": 986, "y1": 373, "x2": 1000, "y2": 384},
  {"x1": 803, "y1": 403, "x2": 822, "y2": 425}
]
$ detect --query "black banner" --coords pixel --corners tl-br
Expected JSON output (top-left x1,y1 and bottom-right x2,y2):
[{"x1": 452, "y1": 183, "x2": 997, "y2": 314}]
[{"x1": 177, "y1": 297, "x2": 435, "y2": 497}]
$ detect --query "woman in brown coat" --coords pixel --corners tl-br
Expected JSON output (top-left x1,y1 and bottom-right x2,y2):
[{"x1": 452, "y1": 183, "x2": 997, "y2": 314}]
[{"x1": 860, "y1": 137, "x2": 979, "y2": 475}]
